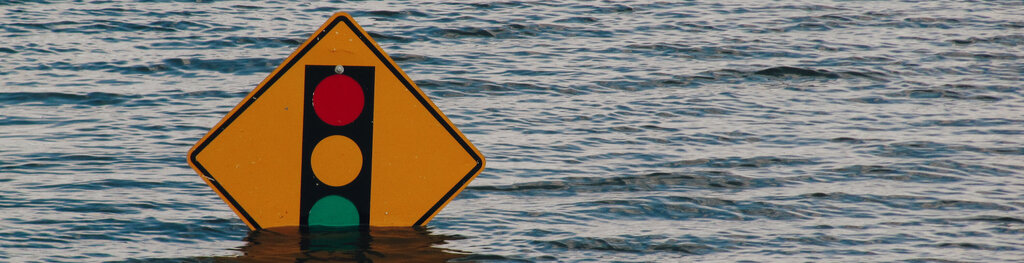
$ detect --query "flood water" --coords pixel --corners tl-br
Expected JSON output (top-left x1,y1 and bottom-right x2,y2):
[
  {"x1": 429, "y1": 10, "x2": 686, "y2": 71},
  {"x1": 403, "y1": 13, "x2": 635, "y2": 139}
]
[{"x1": 2, "y1": 0, "x2": 1023, "y2": 262}]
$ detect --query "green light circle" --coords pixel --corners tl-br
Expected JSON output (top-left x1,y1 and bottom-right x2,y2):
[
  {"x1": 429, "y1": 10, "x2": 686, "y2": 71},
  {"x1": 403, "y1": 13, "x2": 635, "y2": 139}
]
[{"x1": 308, "y1": 195, "x2": 360, "y2": 227}]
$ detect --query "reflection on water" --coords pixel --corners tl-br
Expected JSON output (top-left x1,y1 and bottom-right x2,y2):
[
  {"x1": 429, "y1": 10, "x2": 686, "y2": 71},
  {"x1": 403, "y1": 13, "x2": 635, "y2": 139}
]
[{"x1": 228, "y1": 227, "x2": 467, "y2": 262}]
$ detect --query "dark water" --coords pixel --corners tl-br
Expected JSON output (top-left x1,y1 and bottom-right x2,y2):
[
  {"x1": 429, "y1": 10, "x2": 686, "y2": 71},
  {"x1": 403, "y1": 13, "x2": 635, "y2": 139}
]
[{"x1": 2, "y1": 0, "x2": 1023, "y2": 262}]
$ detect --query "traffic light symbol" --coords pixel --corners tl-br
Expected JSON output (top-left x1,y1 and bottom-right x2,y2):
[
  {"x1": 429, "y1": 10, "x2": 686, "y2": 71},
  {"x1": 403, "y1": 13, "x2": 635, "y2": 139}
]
[{"x1": 301, "y1": 65, "x2": 375, "y2": 229}]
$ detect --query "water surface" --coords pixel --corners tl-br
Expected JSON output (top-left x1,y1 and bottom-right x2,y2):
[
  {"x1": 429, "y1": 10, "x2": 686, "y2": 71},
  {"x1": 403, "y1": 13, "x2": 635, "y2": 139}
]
[{"x1": 1, "y1": 0, "x2": 1023, "y2": 261}]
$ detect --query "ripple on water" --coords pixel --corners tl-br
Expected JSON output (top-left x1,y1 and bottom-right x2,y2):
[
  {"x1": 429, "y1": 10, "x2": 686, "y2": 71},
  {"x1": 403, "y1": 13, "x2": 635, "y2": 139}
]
[{"x1": 0, "y1": 92, "x2": 138, "y2": 106}]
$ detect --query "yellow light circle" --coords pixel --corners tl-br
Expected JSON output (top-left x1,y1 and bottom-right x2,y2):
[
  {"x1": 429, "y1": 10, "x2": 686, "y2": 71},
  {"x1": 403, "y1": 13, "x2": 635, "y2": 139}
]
[{"x1": 310, "y1": 135, "x2": 362, "y2": 187}]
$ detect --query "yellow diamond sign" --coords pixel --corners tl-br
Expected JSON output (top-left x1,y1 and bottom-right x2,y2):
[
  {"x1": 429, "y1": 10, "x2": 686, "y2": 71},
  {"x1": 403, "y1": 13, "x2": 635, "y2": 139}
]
[{"x1": 187, "y1": 12, "x2": 485, "y2": 230}]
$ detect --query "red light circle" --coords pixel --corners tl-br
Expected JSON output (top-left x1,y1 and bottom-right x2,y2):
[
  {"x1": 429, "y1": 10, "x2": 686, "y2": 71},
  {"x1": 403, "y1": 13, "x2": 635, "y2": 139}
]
[{"x1": 312, "y1": 74, "x2": 364, "y2": 126}]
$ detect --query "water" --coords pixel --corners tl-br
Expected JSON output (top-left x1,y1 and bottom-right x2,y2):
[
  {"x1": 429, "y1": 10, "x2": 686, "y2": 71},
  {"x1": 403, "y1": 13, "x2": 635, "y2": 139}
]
[{"x1": 1, "y1": 0, "x2": 1023, "y2": 261}]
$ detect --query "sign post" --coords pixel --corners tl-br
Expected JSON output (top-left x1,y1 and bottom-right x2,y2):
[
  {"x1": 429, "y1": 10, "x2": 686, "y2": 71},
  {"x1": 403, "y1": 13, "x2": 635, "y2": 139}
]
[{"x1": 187, "y1": 12, "x2": 485, "y2": 230}]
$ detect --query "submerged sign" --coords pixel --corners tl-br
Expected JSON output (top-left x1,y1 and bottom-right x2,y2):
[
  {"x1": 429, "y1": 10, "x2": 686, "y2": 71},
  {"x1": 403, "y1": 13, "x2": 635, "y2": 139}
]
[{"x1": 187, "y1": 12, "x2": 485, "y2": 230}]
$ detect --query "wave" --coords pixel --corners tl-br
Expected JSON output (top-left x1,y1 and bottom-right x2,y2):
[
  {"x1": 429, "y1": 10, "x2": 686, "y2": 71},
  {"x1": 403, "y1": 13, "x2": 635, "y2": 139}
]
[{"x1": 0, "y1": 92, "x2": 138, "y2": 106}]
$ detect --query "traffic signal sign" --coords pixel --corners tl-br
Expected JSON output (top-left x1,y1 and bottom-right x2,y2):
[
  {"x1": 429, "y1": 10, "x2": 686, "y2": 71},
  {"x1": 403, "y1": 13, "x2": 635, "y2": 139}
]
[{"x1": 187, "y1": 12, "x2": 485, "y2": 230}]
